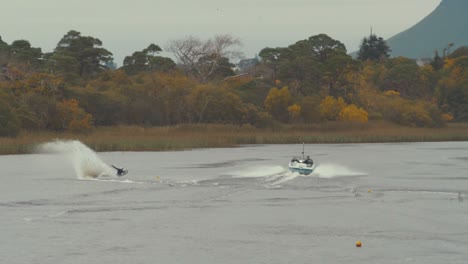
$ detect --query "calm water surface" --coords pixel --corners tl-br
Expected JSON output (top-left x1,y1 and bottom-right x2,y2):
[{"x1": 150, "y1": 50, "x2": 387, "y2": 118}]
[{"x1": 1, "y1": 142, "x2": 467, "y2": 264}]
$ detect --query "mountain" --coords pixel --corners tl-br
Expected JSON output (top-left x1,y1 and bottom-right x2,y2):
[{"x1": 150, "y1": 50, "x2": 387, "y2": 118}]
[{"x1": 386, "y1": 0, "x2": 468, "y2": 58}]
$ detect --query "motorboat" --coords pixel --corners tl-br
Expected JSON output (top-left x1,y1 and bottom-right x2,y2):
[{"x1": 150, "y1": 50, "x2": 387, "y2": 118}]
[{"x1": 288, "y1": 143, "x2": 315, "y2": 175}]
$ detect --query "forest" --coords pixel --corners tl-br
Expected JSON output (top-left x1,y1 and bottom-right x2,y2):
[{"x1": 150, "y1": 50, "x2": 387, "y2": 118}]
[{"x1": 1, "y1": 30, "x2": 467, "y2": 137}]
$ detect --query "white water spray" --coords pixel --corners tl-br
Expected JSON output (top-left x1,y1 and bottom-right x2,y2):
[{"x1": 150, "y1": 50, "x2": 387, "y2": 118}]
[
  {"x1": 266, "y1": 171, "x2": 301, "y2": 185},
  {"x1": 228, "y1": 165, "x2": 301, "y2": 185},
  {"x1": 36, "y1": 140, "x2": 114, "y2": 179},
  {"x1": 229, "y1": 165, "x2": 286, "y2": 178},
  {"x1": 314, "y1": 163, "x2": 365, "y2": 178}
]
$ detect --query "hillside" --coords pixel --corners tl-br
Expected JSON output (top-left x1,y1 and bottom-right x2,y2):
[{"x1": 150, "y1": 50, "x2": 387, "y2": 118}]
[{"x1": 386, "y1": 0, "x2": 468, "y2": 58}]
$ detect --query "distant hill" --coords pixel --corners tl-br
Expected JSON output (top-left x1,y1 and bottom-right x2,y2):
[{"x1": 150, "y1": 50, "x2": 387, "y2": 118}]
[{"x1": 386, "y1": 0, "x2": 468, "y2": 58}]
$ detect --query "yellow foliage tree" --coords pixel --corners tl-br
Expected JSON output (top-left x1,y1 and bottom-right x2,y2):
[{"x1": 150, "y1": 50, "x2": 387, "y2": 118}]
[
  {"x1": 441, "y1": 113, "x2": 454, "y2": 122},
  {"x1": 221, "y1": 74, "x2": 254, "y2": 89},
  {"x1": 155, "y1": 73, "x2": 195, "y2": 124},
  {"x1": 187, "y1": 84, "x2": 245, "y2": 124},
  {"x1": 435, "y1": 56, "x2": 468, "y2": 120},
  {"x1": 287, "y1": 104, "x2": 301, "y2": 122},
  {"x1": 319, "y1": 96, "x2": 346, "y2": 120},
  {"x1": 384, "y1": 90, "x2": 400, "y2": 97},
  {"x1": 57, "y1": 99, "x2": 93, "y2": 132},
  {"x1": 420, "y1": 64, "x2": 436, "y2": 89},
  {"x1": 338, "y1": 104, "x2": 368, "y2": 123},
  {"x1": 264, "y1": 86, "x2": 291, "y2": 121},
  {"x1": 25, "y1": 73, "x2": 65, "y2": 96},
  {"x1": 87, "y1": 70, "x2": 132, "y2": 92}
]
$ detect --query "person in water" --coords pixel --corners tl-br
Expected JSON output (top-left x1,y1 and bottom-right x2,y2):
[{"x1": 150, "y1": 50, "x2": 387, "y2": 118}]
[{"x1": 112, "y1": 165, "x2": 126, "y2": 176}]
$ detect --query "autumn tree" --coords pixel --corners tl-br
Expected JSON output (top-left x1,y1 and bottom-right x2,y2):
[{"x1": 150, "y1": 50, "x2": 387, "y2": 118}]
[
  {"x1": 357, "y1": 34, "x2": 391, "y2": 61},
  {"x1": 68, "y1": 87, "x2": 125, "y2": 126},
  {"x1": 26, "y1": 73, "x2": 65, "y2": 97},
  {"x1": 0, "y1": 68, "x2": 69, "y2": 131},
  {"x1": 0, "y1": 31, "x2": 458, "y2": 129},
  {"x1": 287, "y1": 104, "x2": 301, "y2": 122},
  {"x1": 383, "y1": 98, "x2": 443, "y2": 127},
  {"x1": 319, "y1": 96, "x2": 346, "y2": 121},
  {"x1": 380, "y1": 57, "x2": 429, "y2": 98},
  {"x1": 338, "y1": 104, "x2": 368, "y2": 123},
  {"x1": 67, "y1": 71, "x2": 132, "y2": 126},
  {"x1": 187, "y1": 84, "x2": 246, "y2": 124},
  {"x1": 354, "y1": 81, "x2": 445, "y2": 127},
  {"x1": 149, "y1": 72, "x2": 195, "y2": 124},
  {"x1": 241, "y1": 103, "x2": 273, "y2": 127},
  {"x1": 56, "y1": 98, "x2": 93, "y2": 132},
  {"x1": 264, "y1": 86, "x2": 291, "y2": 121},
  {"x1": 435, "y1": 56, "x2": 468, "y2": 120}
]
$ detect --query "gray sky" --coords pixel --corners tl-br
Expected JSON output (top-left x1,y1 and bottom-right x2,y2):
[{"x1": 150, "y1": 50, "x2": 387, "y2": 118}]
[{"x1": 2, "y1": 0, "x2": 441, "y2": 65}]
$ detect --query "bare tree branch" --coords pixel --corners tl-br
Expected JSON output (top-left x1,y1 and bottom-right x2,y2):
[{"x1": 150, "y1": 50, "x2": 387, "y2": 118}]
[{"x1": 167, "y1": 34, "x2": 243, "y2": 82}]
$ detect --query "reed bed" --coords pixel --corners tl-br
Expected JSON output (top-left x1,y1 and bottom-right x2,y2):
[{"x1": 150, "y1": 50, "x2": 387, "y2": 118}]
[{"x1": 1, "y1": 121, "x2": 468, "y2": 155}]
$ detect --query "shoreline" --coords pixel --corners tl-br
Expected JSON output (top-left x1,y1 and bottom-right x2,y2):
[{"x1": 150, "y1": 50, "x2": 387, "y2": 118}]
[{"x1": 1, "y1": 122, "x2": 468, "y2": 155}]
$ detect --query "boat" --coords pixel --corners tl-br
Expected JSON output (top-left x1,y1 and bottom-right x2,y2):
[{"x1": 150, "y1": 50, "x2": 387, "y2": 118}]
[{"x1": 288, "y1": 143, "x2": 315, "y2": 175}]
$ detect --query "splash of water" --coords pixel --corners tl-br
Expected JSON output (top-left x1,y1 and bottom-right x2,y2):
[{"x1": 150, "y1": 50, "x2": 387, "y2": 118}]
[
  {"x1": 229, "y1": 165, "x2": 287, "y2": 178},
  {"x1": 267, "y1": 163, "x2": 365, "y2": 185},
  {"x1": 228, "y1": 165, "x2": 302, "y2": 186},
  {"x1": 36, "y1": 140, "x2": 114, "y2": 179},
  {"x1": 266, "y1": 171, "x2": 301, "y2": 185},
  {"x1": 314, "y1": 163, "x2": 365, "y2": 178}
]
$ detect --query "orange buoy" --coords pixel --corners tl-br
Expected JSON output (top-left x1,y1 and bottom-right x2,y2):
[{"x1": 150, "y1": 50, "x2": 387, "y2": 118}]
[{"x1": 356, "y1": 240, "x2": 362, "y2": 247}]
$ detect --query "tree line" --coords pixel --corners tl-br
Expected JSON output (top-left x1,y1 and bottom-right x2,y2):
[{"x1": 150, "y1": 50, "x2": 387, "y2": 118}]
[{"x1": 0, "y1": 30, "x2": 467, "y2": 136}]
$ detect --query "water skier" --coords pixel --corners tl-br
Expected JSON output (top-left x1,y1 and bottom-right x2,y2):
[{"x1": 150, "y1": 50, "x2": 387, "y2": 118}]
[{"x1": 112, "y1": 165, "x2": 127, "y2": 176}]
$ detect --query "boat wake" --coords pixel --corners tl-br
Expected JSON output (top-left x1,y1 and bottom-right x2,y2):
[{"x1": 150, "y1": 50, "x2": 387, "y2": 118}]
[
  {"x1": 229, "y1": 165, "x2": 287, "y2": 178},
  {"x1": 266, "y1": 171, "x2": 302, "y2": 186},
  {"x1": 82, "y1": 177, "x2": 145, "y2": 184},
  {"x1": 232, "y1": 162, "x2": 366, "y2": 186},
  {"x1": 228, "y1": 165, "x2": 304, "y2": 186},
  {"x1": 314, "y1": 163, "x2": 365, "y2": 178},
  {"x1": 36, "y1": 140, "x2": 115, "y2": 179}
]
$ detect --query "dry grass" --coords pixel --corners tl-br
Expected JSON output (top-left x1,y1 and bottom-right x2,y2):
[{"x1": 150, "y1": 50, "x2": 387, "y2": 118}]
[{"x1": 1, "y1": 121, "x2": 468, "y2": 155}]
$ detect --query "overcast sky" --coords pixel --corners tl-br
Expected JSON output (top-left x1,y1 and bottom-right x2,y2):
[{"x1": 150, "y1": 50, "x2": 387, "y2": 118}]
[{"x1": 1, "y1": 0, "x2": 441, "y2": 65}]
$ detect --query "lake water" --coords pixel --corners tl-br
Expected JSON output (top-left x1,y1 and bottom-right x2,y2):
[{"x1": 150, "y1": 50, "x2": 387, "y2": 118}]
[{"x1": 1, "y1": 141, "x2": 467, "y2": 264}]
